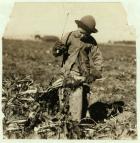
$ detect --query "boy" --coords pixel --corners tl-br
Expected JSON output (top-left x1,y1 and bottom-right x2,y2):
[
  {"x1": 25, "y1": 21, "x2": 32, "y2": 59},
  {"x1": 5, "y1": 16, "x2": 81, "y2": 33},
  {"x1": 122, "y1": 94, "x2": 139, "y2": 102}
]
[{"x1": 52, "y1": 15, "x2": 103, "y2": 121}]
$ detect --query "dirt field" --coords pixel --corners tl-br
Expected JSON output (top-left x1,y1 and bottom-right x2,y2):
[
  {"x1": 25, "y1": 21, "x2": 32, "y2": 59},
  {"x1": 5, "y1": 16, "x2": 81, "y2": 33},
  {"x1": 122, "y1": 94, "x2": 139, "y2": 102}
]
[{"x1": 2, "y1": 39, "x2": 136, "y2": 139}]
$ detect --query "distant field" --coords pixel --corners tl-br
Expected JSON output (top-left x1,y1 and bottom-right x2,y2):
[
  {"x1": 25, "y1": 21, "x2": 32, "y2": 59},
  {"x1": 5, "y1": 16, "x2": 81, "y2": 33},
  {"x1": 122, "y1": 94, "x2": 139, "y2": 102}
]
[
  {"x1": 2, "y1": 39, "x2": 136, "y2": 86},
  {"x1": 2, "y1": 39, "x2": 136, "y2": 139},
  {"x1": 3, "y1": 39, "x2": 61, "y2": 87}
]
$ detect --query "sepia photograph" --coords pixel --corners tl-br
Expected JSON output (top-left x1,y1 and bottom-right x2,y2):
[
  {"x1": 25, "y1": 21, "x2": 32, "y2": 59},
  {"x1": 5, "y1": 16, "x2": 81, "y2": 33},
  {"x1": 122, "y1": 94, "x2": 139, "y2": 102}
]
[{"x1": 2, "y1": 2, "x2": 136, "y2": 139}]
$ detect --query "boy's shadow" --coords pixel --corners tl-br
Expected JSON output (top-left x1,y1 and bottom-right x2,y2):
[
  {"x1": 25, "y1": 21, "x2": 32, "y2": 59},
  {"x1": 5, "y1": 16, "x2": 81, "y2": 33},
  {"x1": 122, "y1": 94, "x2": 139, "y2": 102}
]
[{"x1": 88, "y1": 101, "x2": 124, "y2": 122}]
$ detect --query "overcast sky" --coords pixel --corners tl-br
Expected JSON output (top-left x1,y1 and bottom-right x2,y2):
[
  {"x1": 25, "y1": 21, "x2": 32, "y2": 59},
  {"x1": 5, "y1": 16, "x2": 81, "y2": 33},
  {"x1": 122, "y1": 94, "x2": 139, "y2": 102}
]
[{"x1": 4, "y1": 2, "x2": 135, "y2": 42}]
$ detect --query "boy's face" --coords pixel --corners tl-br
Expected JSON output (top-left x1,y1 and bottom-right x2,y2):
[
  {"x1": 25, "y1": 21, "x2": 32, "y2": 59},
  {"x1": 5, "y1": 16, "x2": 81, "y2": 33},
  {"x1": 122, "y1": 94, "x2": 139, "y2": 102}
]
[{"x1": 78, "y1": 27, "x2": 91, "y2": 38}]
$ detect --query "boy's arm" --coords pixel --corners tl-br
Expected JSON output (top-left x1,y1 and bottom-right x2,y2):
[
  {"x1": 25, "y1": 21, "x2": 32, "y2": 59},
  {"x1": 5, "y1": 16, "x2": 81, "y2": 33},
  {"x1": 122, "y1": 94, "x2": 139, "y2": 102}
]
[
  {"x1": 91, "y1": 45, "x2": 103, "y2": 72},
  {"x1": 90, "y1": 45, "x2": 103, "y2": 79},
  {"x1": 85, "y1": 45, "x2": 103, "y2": 84}
]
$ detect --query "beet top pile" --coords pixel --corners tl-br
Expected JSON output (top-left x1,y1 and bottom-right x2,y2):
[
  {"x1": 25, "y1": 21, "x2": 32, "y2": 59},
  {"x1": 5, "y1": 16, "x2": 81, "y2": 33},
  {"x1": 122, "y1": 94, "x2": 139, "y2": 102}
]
[{"x1": 2, "y1": 75, "x2": 136, "y2": 139}]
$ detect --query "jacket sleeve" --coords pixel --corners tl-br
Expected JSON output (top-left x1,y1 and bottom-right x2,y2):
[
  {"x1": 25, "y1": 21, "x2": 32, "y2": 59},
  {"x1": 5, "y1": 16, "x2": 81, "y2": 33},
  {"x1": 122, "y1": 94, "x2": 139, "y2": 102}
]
[{"x1": 90, "y1": 45, "x2": 103, "y2": 73}]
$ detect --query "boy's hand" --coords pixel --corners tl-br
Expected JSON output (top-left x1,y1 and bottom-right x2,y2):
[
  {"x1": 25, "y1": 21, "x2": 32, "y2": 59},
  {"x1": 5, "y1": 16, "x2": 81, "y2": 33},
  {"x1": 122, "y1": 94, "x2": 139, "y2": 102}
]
[
  {"x1": 85, "y1": 74, "x2": 96, "y2": 83},
  {"x1": 52, "y1": 41, "x2": 66, "y2": 57},
  {"x1": 86, "y1": 69, "x2": 102, "y2": 83},
  {"x1": 91, "y1": 68, "x2": 102, "y2": 79}
]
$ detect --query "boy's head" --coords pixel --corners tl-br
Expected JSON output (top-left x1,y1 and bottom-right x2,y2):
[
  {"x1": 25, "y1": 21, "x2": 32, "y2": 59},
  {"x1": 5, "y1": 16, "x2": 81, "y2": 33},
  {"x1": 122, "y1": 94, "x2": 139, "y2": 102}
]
[{"x1": 75, "y1": 15, "x2": 98, "y2": 35}]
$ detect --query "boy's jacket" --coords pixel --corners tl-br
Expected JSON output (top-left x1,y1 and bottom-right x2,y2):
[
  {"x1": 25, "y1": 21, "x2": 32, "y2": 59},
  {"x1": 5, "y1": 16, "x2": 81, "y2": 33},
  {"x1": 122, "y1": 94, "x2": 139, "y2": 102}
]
[{"x1": 54, "y1": 30, "x2": 103, "y2": 77}]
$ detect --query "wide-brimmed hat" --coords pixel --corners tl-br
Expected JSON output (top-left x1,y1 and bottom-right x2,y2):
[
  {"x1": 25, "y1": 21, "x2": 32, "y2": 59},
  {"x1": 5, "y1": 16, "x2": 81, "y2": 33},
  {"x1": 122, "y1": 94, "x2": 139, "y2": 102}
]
[{"x1": 75, "y1": 15, "x2": 98, "y2": 33}]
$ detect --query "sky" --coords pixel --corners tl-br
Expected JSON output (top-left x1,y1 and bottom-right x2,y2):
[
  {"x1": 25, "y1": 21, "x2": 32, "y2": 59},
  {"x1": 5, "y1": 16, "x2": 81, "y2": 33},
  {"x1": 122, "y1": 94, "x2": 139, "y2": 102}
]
[{"x1": 3, "y1": 2, "x2": 136, "y2": 42}]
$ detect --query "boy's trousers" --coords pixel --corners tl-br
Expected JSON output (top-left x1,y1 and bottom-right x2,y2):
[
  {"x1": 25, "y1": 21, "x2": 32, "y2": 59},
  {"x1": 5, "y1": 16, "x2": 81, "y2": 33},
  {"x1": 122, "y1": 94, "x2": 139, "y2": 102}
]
[{"x1": 59, "y1": 85, "x2": 89, "y2": 121}]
